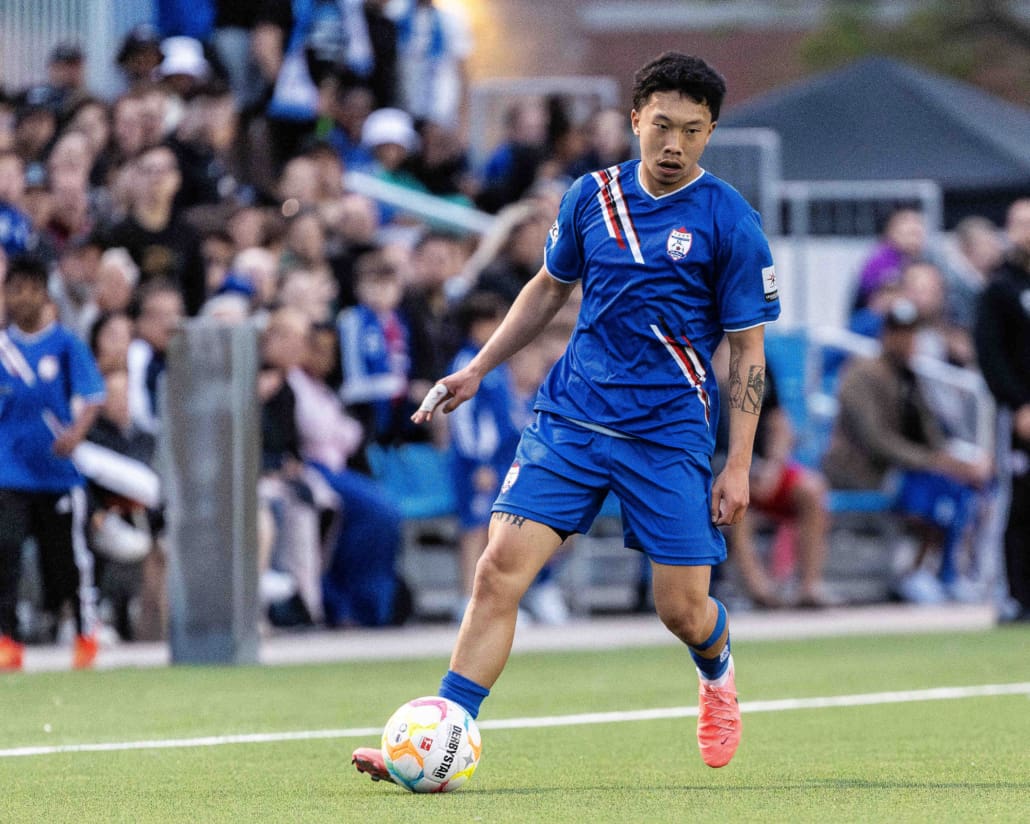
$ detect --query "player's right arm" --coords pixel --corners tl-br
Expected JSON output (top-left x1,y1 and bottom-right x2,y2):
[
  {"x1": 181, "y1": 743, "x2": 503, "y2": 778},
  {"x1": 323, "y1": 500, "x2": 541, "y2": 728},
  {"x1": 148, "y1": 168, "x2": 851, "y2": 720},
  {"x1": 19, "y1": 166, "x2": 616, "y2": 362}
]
[{"x1": 412, "y1": 269, "x2": 576, "y2": 423}]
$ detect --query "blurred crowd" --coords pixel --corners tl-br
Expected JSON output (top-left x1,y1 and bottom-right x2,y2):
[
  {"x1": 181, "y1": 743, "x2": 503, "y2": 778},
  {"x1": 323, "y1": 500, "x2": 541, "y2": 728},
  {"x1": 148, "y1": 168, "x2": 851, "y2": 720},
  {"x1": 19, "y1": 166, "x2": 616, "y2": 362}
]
[
  {"x1": 1, "y1": 3, "x2": 1028, "y2": 660},
  {"x1": 0, "y1": 1, "x2": 627, "y2": 650}
]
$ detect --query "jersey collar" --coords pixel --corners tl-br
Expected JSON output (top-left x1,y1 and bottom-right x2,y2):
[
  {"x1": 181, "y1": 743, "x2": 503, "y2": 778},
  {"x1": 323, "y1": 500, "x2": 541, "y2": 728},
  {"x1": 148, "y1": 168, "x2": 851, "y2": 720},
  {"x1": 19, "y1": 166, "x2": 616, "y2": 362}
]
[{"x1": 635, "y1": 163, "x2": 707, "y2": 200}]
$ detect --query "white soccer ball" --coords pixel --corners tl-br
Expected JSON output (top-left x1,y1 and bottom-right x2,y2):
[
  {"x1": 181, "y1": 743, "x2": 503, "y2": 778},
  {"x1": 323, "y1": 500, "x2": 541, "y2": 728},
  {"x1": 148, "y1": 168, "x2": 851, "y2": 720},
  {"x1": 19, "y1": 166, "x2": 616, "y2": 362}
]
[{"x1": 381, "y1": 696, "x2": 483, "y2": 793}]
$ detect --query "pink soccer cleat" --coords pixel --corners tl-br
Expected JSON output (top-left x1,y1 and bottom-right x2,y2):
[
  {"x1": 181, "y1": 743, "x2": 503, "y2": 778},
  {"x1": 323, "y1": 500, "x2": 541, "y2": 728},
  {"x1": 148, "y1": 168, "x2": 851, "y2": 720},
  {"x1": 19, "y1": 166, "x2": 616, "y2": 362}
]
[
  {"x1": 696, "y1": 657, "x2": 741, "y2": 768},
  {"x1": 352, "y1": 746, "x2": 395, "y2": 784}
]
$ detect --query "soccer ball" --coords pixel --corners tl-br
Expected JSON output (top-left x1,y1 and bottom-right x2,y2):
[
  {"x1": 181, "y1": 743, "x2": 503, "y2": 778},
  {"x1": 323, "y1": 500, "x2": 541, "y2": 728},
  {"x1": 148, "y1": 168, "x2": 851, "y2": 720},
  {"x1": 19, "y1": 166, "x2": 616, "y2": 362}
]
[{"x1": 381, "y1": 696, "x2": 482, "y2": 793}]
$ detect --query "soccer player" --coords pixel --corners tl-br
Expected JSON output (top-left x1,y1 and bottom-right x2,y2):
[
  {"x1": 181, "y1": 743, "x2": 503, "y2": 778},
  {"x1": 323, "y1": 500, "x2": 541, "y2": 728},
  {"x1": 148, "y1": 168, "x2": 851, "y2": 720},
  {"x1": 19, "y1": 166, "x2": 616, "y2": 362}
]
[
  {"x1": 0, "y1": 255, "x2": 106, "y2": 671},
  {"x1": 353, "y1": 52, "x2": 779, "y2": 777}
]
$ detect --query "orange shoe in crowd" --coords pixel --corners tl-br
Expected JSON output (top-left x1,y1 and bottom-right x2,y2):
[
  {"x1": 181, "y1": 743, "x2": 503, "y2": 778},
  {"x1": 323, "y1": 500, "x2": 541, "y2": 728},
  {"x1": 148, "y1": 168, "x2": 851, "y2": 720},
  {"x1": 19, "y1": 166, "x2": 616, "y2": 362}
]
[
  {"x1": 697, "y1": 656, "x2": 741, "y2": 768},
  {"x1": 72, "y1": 634, "x2": 98, "y2": 670},
  {"x1": 0, "y1": 635, "x2": 25, "y2": 672}
]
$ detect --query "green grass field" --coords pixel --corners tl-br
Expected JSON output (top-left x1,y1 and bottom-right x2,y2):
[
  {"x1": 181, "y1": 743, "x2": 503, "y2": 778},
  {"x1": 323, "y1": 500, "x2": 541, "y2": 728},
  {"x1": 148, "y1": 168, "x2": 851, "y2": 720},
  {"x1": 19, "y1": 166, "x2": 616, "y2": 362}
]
[{"x1": 2, "y1": 627, "x2": 1029, "y2": 823}]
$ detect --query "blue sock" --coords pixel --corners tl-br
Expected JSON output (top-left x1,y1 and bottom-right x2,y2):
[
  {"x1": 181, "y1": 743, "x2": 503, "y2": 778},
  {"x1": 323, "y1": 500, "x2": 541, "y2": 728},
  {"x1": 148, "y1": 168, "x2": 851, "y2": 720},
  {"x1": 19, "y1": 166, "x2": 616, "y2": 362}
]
[
  {"x1": 689, "y1": 598, "x2": 731, "y2": 682},
  {"x1": 439, "y1": 670, "x2": 490, "y2": 719}
]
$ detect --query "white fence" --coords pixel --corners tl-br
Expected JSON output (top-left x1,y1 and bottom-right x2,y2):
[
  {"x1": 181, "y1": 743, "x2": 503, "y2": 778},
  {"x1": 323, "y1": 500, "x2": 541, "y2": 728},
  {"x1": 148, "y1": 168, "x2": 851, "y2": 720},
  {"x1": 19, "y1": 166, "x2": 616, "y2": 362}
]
[{"x1": 0, "y1": 0, "x2": 153, "y2": 97}]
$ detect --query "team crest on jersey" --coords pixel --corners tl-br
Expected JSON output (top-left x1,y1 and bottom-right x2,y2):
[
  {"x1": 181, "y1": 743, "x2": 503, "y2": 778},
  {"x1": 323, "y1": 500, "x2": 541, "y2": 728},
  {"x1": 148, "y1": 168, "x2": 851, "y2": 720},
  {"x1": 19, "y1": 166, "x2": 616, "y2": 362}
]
[
  {"x1": 501, "y1": 461, "x2": 520, "y2": 494},
  {"x1": 666, "y1": 227, "x2": 692, "y2": 261},
  {"x1": 37, "y1": 355, "x2": 60, "y2": 382},
  {"x1": 548, "y1": 220, "x2": 559, "y2": 246}
]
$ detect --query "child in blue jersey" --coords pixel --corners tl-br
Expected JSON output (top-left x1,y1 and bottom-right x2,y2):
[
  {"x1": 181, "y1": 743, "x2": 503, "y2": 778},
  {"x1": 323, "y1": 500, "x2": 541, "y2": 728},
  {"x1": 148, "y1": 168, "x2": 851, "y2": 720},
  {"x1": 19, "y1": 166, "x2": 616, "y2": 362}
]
[
  {"x1": 446, "y1": 292, "x2": 521, "y2": 618},
  {"x1": 0, "y1": 256, "x2": 106, "y2": 671},
  {"x1": 337, "y1": 250, "x2": 422, "y2": 444},
  {"x1": 353, "y1": 52, "x2": 779, "y2": 779}
]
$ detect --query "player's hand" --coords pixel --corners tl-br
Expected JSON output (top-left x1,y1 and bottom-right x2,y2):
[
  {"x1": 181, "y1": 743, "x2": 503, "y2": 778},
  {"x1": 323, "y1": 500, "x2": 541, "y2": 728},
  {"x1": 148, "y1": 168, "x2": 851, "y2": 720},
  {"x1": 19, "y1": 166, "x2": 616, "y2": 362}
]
[
  {"x1": 411, "y1": 369, "x2": 483, "y2": 424},
  {"x1": 52, "y1": 430, "x2": 81, "y2": 457},
  {"x1": 711, "y1": 463, "x2": 750, "y2": 526},
  {"x1": 411, "y1": 382, "x2": 454, "y2": 424}
]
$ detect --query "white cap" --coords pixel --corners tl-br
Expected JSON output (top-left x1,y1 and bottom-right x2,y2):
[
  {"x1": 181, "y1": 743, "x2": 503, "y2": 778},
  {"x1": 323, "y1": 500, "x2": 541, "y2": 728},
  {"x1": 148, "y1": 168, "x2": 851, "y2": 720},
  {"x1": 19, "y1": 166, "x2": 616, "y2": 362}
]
[
  {"x1": 159, "y1": 36, "x2": 209, "y2": 80},
  {"x1": 361, "y1": 108, "x2": 419, "y2": 152}
]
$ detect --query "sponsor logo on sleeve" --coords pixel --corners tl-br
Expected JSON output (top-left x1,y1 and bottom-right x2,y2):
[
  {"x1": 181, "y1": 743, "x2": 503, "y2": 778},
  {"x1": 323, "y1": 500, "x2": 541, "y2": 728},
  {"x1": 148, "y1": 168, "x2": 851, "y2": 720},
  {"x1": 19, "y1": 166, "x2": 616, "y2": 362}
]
[{"x1": 762, "y1": 265, "x2": 778, "y2": 302}]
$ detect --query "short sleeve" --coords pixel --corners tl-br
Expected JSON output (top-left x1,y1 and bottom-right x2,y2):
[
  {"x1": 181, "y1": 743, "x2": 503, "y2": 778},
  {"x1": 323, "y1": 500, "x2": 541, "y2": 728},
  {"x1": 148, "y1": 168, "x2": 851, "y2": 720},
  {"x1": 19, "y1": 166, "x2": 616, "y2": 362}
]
[
  {"x1": 543, "y1": 177, "x2": 586, "y2": 283},
  {"x1": 716, "y1": 210, "x2": 781, "y2": 331},
  {"x1": 67, "y1": 335, "x2": 106, "y2": 405}
]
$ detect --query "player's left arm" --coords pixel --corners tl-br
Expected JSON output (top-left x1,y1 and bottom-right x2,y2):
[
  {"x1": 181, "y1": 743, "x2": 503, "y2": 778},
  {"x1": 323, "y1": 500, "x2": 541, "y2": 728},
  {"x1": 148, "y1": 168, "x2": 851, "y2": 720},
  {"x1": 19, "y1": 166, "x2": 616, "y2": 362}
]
[{"x1": 711, "y1": 324, "x2": 766, "y2": 526}]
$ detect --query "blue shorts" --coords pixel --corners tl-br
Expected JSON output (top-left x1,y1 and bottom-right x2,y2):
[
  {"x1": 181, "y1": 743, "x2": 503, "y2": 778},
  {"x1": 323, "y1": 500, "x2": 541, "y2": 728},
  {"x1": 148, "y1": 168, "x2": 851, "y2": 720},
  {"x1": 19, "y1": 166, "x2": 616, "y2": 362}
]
[{"x1": 492, "y1": 413, "x2": 726, "y2": 566}]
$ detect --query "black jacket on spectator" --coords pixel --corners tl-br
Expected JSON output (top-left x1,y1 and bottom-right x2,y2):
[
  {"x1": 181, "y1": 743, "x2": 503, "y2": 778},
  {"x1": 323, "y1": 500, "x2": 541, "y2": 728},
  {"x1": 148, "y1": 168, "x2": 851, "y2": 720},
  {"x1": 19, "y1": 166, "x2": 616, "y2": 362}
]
[{"x1": 104, "y1": 216, "x2": 206, "y2": 315}]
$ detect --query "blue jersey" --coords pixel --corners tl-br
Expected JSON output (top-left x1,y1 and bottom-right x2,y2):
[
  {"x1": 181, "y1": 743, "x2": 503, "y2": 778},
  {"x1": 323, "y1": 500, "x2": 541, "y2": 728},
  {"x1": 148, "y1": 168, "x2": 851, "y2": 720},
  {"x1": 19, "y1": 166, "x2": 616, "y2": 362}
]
[
  {"x1": 0, "y1": 323, "x2": 105, "y2": 492},
  {"x1": 538, "y1": 160, "x2": 780, "y2": 453}
]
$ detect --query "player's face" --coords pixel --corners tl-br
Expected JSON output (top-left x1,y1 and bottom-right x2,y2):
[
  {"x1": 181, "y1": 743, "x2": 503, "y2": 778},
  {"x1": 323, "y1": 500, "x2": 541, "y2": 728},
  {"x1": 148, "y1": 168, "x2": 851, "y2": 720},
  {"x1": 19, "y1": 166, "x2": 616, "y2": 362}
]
[
  {"x1": 631, "y1": 91, "x2": 716, "y2": 196},
  {"x1": 3, "y1": 277, "x2": 49, "y2": 330}
]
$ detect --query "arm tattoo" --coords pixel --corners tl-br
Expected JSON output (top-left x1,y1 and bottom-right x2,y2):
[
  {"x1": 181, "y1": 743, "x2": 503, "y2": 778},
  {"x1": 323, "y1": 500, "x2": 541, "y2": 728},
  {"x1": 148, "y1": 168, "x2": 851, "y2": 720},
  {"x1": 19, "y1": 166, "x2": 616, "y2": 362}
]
[
  {"x1": 492, "y1": 512, "x2": 527, "y2": 529},
  {"x1": 728, "y1": 355, "x2": 765, "y2": 416}
]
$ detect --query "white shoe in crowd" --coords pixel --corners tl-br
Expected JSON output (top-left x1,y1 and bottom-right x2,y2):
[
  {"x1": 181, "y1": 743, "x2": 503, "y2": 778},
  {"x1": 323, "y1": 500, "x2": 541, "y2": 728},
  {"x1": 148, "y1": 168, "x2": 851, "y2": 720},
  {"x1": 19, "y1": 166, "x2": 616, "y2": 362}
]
[{"x1": 522, "y1": 581, "x2": 570, "y2": 625}]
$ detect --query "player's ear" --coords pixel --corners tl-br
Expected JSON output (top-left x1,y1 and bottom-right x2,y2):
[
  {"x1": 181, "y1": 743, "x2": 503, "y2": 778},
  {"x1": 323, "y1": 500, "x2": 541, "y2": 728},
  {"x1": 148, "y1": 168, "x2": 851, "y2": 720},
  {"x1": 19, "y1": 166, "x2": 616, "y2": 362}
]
[{"x1": 630, "y1": 109, "x2": 641, "y2": 135}]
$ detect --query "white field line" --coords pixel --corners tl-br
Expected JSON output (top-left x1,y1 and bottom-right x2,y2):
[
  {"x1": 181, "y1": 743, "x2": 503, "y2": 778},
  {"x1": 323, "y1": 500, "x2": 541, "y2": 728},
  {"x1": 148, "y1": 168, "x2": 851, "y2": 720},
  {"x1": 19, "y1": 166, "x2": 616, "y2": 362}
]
[{"x1": 1, "y1": 682, "x2": 1028, "y2": 760}]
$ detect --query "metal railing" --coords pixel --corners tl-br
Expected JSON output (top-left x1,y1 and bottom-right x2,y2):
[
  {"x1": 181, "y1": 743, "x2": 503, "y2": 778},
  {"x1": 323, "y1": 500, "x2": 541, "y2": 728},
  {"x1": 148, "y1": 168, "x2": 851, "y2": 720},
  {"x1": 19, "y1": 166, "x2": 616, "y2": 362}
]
[{"x1": 805, "y1": 324, "x2": 995, "y2": 455}]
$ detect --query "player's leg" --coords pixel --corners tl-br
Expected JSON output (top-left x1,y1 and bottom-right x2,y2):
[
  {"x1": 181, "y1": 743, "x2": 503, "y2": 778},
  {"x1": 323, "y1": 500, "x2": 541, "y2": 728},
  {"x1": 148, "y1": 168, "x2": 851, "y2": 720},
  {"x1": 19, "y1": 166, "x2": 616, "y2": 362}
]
[
  {"x1": 614, "y1": 441, "x2": 740, "y2": 767},
  {"x1": 352, "y1": 514, "x2": 564, "y2": 783},
  {"x1": 34, "y1": 488, "x2": 98, "y2": 668},
  {"x1": 0, "y1": 490, "x2": 31, "y2": 670},
  {"x1": 652, "y1": 562, "x2": 740, "y2": 768},
  {"x1": 448, "y1": 513, "x2": 564, "y2": 690}
]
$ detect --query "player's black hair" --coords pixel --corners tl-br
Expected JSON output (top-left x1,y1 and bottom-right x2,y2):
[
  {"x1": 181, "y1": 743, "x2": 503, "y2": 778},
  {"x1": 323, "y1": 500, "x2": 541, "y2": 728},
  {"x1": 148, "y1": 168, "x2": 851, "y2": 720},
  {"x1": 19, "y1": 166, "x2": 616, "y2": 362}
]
[
  {"x1": 4, "y1": 254, "x2": 49, "y2": 289},
  {"x1": 632, "y1": 53, "x2": 727, "y2": 121}
]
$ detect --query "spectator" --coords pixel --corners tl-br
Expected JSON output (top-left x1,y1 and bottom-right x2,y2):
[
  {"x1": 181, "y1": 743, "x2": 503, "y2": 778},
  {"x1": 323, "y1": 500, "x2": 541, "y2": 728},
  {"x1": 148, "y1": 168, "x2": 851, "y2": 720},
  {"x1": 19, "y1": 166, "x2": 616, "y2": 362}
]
[
  {"x1": 278, "y1": 265, "x2": 338, "y2": 325},
  {"x1": 477, "y1": 97, "x2": 549, "y2": 213},
  {"x1": 89, "y1": 310, "x2": 135, "y2": 375},
  {"x1": 12, "y1": 86, "x2": 61, "y2": 163},
  {"x1": 83, "y1": 367, "x2": 158, "y2": 641},
  {"x1": 67, "y1": 98, "x2": 112, "y2": 188},
  {"x1": 822, "y1": 298, "x2": 992, "y2": 604},
  {"x1": 325, "y1": 82, "x2": 376, "y2": 171},
  {"x1": 402, "y1": 229, "x2": 466, "y2": 380},
  {"x1": 92, "y1": 247, "x2": 141, "y2": 319},
  {"x1": 44, "y1": 42, "x2": 89, "y2": 117},
  {"x1": 104, "y1": 144, "x2": 206, "y2": 314},
  {"x1": 115, "y1": 24, "x2": 165, "y2": 93},
  {"x1": 946, "y1": 216, "x2": 1003, "y2": 333},
  {"x1": 0, "y1": 255, "x2": 105, "y2": 671},
  {"x1": 446, "y1": 291, "x2": 520, "y2": 620},
  {"x1": 712, "y1": 342, "x2": 840, "y2": 608},
  {"x1": 0, "y1": 150, "x2": 34, "y2": 259},
  {"x1": 127, "y1": 279, "x2": 184, "y2": 435},
  {"x1": 974, "y1": 198, "x2": 1030, "y2": 624},
  {"x1": 337, "y1": 250, "x2": 421, "y2": 443},
  {"x1": 393, "y1": 0, "x2": 473, "y2": 133},
  {"x1": 289, "y1": 322, "x2": 405, "y2": 626},
  {"x1": 475, "y1": 203, "x2": 551, "y2": 304},
  {"x1": 852, "y1": 207, "x2": 928, "y2": 313},
  {"x1": 567, "y1": 106, "x2": 634, "y2": 178},
  {"x1": 257, "y1": 307, "x2": 324, "y2": 625}
]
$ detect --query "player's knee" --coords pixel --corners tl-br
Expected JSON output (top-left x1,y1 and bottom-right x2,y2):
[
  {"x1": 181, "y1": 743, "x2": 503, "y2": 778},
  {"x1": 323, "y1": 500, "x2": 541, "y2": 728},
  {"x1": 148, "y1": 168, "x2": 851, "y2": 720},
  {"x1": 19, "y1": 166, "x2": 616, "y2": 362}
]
[
  {"x1": 655, "y1": 597, "x2": 711, "y2": 646},
  {"x1": 471, "y1": 549, "x2": 526, "y2": 607}
]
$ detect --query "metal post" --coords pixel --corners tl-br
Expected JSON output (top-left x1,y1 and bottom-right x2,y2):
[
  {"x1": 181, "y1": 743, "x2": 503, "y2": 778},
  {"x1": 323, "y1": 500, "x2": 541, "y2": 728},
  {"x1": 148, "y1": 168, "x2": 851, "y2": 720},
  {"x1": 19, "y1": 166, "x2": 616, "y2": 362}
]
[{"x1": 160, "y1": 320, "x2": 261, "y2": 665}]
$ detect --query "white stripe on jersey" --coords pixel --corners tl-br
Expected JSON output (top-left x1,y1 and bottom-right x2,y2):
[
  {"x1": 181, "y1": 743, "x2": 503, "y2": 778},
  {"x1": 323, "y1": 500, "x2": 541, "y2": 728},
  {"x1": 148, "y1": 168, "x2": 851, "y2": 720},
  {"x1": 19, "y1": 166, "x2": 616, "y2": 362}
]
[
  {"x1": 591, "y1": 167, "x2": 644, "y2": 264},
  {"x1": 0, "y1": 330, "x2": 36, "y2": 385},
  {"x1": 649, "y1": 324, "x2": 711, "y2": 425}
]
